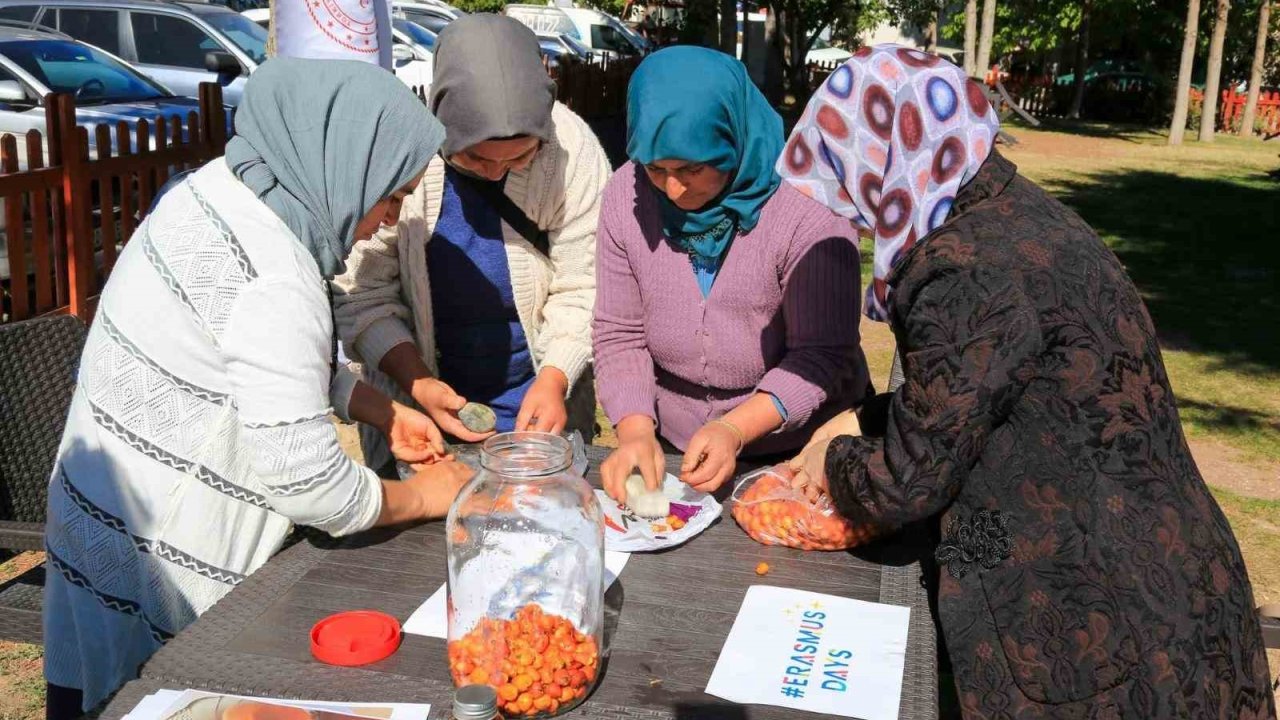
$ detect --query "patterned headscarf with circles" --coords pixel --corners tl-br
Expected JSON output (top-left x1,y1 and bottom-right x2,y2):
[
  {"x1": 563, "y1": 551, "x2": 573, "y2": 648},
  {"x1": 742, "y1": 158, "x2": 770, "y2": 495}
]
[{"x1": 777, "y1": 45, "x2": 999, "y2": 321}]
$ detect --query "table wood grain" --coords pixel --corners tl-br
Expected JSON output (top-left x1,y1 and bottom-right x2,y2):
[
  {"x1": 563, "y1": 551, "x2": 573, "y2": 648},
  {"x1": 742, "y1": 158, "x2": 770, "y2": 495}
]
[{"x1": 120, "y1": 447, "x2": 938, "y2": 720}]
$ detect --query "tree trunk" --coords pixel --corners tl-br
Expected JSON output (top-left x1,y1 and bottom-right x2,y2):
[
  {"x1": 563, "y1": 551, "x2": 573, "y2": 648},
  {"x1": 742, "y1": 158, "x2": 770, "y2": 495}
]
[
  {"x1": 1199, "y1": 0, "x2": 1232, "y2": 142},
  {"x1": 925, "y1": 10, "x2": 938, "y2": 53},
  {"x1": 786, "y1": 6, "x2": 806, "y2": 102},
  {"x1": 266, "y1": 0, "x2": 276, "y2": 57},
  {"x1": 963, "y1": 0, "x2": 978, "y2": 76},
  {"x1": 720, "y1": 0, "x2": 738, "y2": 55},
  {"x1": 975, "y1": 0, "x2": 997, "y2": 80},
  {"x1": 764, "y1": 6, "x2": 785, "y2": 104},
  {"x1": 1239, "y1": 0, "x2": 1273, "y2": 136},
  {"x1": 1169, "y1": 0, "x2": 1201, "y2": 144},
  {"x1": 1068, "y1": 0, "x2": 1093, "y2": 118}
]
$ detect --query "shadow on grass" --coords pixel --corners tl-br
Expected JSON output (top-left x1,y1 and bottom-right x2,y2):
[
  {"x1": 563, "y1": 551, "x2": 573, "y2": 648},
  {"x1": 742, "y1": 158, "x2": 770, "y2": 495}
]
[
  {"x1": 1011, "y1": 118, "x2": 1164, "y2": 143},
  {"x1": 1047, "y1": 169, "x2": 1280, "y2": 371},
  {"x1": 1179, "y1": 398, "x2": 1280, "y2": 435}
]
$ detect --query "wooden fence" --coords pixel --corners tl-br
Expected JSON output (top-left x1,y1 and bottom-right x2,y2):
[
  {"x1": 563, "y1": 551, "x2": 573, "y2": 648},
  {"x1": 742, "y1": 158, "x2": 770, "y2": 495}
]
[
  {"x1": 1190, "y1": 87, "x2": 1280, "y2": 136},
  {"x1": 1001, "y1": 74, "x2": 1280, "y2": 135},
  {"x1": 1, "y1": 84, "x2": 229, "y2": 325}
]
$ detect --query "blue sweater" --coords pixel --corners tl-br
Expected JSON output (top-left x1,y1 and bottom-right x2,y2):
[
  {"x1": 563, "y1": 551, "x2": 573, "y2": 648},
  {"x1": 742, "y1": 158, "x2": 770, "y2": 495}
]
[{"x1": 427, "y1": 168, "x2": 536, "y2": 432}]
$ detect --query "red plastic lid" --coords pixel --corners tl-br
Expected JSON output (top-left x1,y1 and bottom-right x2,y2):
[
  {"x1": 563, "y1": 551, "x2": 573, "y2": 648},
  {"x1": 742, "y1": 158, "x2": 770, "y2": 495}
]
[{"x1": 310, "y1": 611, "x2": 402, "y2": 666}]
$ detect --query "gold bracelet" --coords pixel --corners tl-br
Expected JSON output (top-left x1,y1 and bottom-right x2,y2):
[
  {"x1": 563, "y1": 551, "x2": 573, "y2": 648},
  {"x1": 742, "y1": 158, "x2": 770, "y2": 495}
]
[{"x1": 711, "y1": 419, "x2": 746, "y2": 455}]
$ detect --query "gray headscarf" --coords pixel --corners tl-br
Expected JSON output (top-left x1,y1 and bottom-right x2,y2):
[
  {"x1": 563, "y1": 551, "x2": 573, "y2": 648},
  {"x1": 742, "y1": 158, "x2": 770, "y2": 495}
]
[
  {"x1": 226, "y1": 58, "x2": 445, "y2": 278},
  {"x1": 430, "y1": 14, "x2": 555, "y2": 157}
]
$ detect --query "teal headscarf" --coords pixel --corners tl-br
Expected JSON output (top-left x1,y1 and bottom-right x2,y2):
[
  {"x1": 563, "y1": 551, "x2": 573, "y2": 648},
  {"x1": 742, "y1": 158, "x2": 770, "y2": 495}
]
[
  {"x1": 626, "y1": 47, "x2": 783, "y2": 267},
  {"x1": 225, "y1": 58, "x2": 445, "y2": 279}
]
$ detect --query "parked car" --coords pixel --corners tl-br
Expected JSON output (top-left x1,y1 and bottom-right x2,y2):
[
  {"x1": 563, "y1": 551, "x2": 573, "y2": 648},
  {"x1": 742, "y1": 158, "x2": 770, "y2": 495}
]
[
  {"x1": 393, "y1": 1, "x2": 461, "y2": 35},
  {"x1": 240, "y1": 8, "x2": 434, "y2": 91},
  {"x1": 389, "y1": 16, "x2": 434, "y2": 88},
  {"x1": 536, "y1": 30, "x2": 592, "y2": 68},
  {"x1": 0, "y1": 0, "x2": 265, "y2": 105},
  {"x1": 0, "y1": 22, "x2": 223, "y2": 282}
]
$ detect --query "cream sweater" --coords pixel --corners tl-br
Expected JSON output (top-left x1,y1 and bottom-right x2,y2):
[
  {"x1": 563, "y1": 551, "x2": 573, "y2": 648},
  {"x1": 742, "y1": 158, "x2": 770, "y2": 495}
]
[{"x1": 333, "y1": 103, "x2": 609, "y2": 454}]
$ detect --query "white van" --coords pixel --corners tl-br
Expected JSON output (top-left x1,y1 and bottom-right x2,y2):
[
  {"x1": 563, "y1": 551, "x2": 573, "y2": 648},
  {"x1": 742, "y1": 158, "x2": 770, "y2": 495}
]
[
  {"x1": 504, "y1": 4, "x2": 646, "y2": 58},
  {"x1": 561, "y1": 7, "x2": 646, "y2": 57}
]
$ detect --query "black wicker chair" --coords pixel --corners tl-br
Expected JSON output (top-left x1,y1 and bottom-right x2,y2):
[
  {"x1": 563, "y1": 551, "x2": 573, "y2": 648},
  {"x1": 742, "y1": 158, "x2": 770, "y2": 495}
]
[{"x1": 0, "y1": 313, "x2": 87, "y2": 645}]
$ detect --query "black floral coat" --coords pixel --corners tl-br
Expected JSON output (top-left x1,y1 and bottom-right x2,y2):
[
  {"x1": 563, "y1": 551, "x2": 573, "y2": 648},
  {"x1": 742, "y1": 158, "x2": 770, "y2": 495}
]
[{"x1": 826, "y1": 151, "x2": 1276, "y2": 719}]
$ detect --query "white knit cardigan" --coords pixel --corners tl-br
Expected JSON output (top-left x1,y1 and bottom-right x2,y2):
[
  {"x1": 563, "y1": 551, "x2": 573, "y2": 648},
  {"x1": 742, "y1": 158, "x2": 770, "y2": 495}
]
[{"x1": 332, "y1": 103, "x2": 610, "y2": 462}]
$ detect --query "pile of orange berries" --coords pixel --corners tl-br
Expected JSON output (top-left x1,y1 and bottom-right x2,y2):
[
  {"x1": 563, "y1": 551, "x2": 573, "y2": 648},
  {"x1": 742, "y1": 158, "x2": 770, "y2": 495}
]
[
  {"x1": 447, "y1": 604, "x2": 598, "y2": 717},
  {"x1": 731, "y1": 471, "x2": 874, "y2": 551}
]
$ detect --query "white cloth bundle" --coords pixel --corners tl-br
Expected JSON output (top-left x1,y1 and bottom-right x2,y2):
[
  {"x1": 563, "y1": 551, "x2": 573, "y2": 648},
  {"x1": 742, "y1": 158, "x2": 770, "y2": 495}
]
[{"x1": 275, "y1": 0, "x2": 394, "y2": 69}]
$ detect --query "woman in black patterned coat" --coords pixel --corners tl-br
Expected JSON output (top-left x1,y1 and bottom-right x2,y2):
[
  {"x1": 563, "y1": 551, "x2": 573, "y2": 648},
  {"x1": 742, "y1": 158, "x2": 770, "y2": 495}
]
[{"x1": 782, "y1": 46, "x2": 1275, "y2": 719}]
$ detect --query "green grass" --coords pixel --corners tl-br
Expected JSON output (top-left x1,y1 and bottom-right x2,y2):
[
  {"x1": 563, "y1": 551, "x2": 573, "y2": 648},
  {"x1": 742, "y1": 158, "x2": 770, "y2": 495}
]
[
  {"x1": 0, "y1": 640, "x2": 44, "y2": 720},
  {"x1": 1210, "y1": 487, "x2": 1280, "y2": 606}
]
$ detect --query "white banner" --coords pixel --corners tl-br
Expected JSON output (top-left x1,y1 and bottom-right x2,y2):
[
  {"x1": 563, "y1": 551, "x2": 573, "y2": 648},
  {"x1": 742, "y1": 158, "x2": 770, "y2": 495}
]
[
  {"x1": 275, "y1": 0, "x2": 393, "y2": 70},
  {"x1": 706, "y1": 586, "x2": 910, "y2": 720}
]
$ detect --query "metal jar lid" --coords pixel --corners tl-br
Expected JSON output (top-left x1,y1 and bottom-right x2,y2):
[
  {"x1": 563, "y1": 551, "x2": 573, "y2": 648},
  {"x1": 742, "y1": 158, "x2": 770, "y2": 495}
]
[{"x1": 453, "y1": 684, "x2": 499, "y2": 720}]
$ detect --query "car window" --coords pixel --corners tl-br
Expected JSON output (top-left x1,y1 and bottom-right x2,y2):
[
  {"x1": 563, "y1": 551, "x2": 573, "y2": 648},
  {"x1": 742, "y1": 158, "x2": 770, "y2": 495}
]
[
  {"x1": 404, "y1": 10, "x2": 450, "y2": 34},
  {"x1": 393, "y1": 18, "x2": 435, "y2": 50},
  {"x1": 590, "y1": 23, "x2": 633, "y2": 55},
  {"x1": 55, "y1": 8, "x2": 122, "y2": 55},
  {"x1": 198, "y1": 10, "x2": 265, "y2": 64},
  {"x1": 0, "y1": 6, "x2": 39, "y2": 22},
  {"x1": 0, "y1": 38, "x2": 166, "y2": 102},
  {"x1": 130, "y1": 12, "x2": 221, "y2": 69}
]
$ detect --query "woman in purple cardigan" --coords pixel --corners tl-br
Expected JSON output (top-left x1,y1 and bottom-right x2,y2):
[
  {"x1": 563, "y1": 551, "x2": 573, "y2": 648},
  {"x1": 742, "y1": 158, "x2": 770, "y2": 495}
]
[{"x1": 593, "y1": 47, "x2": 871, "y2": 500}]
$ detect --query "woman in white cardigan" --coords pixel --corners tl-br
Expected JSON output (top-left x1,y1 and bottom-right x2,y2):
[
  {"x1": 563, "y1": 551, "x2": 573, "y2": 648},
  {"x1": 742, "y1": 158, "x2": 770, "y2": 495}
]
[
  {"x1": 42, "y1": 60, "x2": 470, "y2": 716},
  {"x1": 334, "y1": 15, "x2": 611, "y2": 472}
]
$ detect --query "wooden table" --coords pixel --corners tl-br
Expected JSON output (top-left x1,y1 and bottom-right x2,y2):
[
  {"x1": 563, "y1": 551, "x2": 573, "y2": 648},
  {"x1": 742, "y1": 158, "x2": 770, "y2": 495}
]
[{"x1": 104, "y1": 447, "x2": 939, "y2": 720}]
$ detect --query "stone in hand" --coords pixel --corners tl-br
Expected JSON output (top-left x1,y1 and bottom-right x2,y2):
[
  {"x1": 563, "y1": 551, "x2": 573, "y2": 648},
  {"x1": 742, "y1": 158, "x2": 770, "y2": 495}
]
[{"x1": 459, "y1": 402, "x2": 497, "y2": 434}]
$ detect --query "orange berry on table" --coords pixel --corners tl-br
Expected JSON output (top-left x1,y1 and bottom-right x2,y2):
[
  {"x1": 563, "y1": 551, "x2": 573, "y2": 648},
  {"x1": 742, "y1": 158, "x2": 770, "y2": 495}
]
[
  {"x1": 504, "y1": 703, "x2": 521, "y2": 716},
  {"x1": 514, "y1": 673, "x2": 534, "y2": 691},
  {"x1": 517, "y1": 694, "x2": 533, "y2": 713},
  {"x1": 549, "y1": 699, "x2": 560, "y2": 714},
  {"x1": 529, "y1": 684, "x2": 544, "y2": 699},
  {"x1": 533, "y1": 696, "x2": 552, "y2": 711},
  {"x1": 756, "y1": 562, "x2": 770, "y2": 575},
  {"x1": 469, "y1": 668, "x2": 490, "y2": 685},
  {"x1": 499, "y1": 684, "x2": 519, "y2": 702}
]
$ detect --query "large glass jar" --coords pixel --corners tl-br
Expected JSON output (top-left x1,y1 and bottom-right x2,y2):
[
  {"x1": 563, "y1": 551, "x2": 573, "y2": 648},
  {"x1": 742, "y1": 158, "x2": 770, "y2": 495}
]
[{"x1": 445, "y1": 432, "x2": 605, "y2": 718}]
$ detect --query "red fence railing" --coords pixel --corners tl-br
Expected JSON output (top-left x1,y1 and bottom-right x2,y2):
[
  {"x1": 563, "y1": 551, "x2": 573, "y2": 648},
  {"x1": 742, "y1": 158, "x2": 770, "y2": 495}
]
[{"x1": 1, "y1": 84, "x2": 228, "y2": 324}]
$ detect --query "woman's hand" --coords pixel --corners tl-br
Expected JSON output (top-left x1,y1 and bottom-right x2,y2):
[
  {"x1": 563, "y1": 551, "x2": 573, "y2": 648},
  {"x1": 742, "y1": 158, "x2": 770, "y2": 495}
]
[
  {"x1": 516, "y1": 368, "x2": 569, "y2": 433},
  {"x1": 807, "y1": 409, "x2": 861, "y2": 448},
  {"x1": 382, "y1": 402, "x2": 447, "y2": 463},
  {"x1": 601, "y1": 416, "x2": 665, "y2": 503},
  {"x1": 411, "y1": 377, "x2": 492, "y2": 443},
  {"x1": 679, "y1": 421, "x2": 742, "y2": 494},
  {"x1": 787, "y1": 437, "x2": 832, "y2": 503},
  {"x1": 405, "y1": 460, "x2": 475, "y2": 519}
]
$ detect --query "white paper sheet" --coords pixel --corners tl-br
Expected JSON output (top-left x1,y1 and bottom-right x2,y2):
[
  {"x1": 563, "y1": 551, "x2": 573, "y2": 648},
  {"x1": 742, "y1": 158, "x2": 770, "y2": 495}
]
[
  {"x1": 402, "y1": 550, "x2": 630, "y2": 638},
  {"x1": 123, "y1": 689, "x2": 430, "y2": 720},
  {"x1": 706, "y1": 586, "x2": 910, "y2": 720}
]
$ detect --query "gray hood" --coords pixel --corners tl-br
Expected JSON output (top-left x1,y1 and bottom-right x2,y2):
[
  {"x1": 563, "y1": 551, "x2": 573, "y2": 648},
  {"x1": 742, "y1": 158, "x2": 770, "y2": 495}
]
[{"x1": 430, "y1": 14, "x2": 555, "y2": 157}]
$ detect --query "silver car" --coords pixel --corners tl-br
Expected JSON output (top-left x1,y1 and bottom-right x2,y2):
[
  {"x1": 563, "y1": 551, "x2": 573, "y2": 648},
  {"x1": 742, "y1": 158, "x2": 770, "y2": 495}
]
[
  {"x1": 0, "y1": 0, "x2": 266, "y2": 105},
  {"x1": 0, "y1": 23, "x2": 220, "y2": 286}
]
